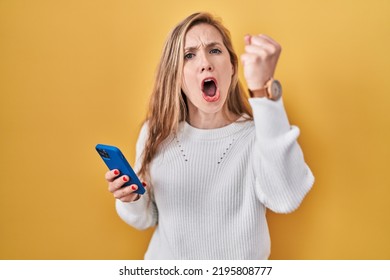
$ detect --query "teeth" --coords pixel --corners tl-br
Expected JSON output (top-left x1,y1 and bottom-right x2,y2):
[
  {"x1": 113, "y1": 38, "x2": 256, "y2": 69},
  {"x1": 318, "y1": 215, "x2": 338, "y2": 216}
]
[{"x1": 204, "y1": 79, "x2": 213, "y2": 82}]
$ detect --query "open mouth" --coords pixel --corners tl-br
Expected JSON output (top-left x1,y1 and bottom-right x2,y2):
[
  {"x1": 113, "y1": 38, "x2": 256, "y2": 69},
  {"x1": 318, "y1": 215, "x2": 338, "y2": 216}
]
[{"x1": 202, "y1": 78, "x2": 220, "y2": 102}]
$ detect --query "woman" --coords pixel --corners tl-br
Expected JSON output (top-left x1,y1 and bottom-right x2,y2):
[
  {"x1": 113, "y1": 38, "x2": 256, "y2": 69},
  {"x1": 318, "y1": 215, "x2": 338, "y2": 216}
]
[{"x1": 105, "y1": 12, "x2": 314, "y2": 259}]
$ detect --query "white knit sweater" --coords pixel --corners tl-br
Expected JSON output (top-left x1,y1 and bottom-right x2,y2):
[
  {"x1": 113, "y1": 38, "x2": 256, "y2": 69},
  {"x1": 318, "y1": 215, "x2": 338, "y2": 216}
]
[{"x1": 116, "y1": 97, "x2": 315, "y2": 259}]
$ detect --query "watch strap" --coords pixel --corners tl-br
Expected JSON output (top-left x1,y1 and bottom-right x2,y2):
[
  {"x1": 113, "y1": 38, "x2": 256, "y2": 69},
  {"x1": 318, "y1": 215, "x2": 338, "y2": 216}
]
[{"x1": 248, "y1": 78, "x2": 279, "y2": 100}]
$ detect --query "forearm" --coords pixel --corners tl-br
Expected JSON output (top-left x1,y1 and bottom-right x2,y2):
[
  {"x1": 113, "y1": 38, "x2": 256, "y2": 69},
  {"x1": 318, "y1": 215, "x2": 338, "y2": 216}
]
[
  {"x1": 116, "y1": 192, "x2": 158, "y2": 230},
  {"x1": 250, "y1": 97, "x2": 315, "y2": 213}
]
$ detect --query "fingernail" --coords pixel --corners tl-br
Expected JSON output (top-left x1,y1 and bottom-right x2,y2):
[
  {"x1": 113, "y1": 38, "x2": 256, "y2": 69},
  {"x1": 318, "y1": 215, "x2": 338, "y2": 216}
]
[
  {"x1": 131, "y1": 185, "x2": 137, "y2": 191},
  {"x1": 122, "y1": 176, "x2": 128, "y2": 182},
  {"x1": 114, "y1": 170, "x2": 119, "y2": 175},
  {"x1": 244, "y1": 34, "x2": 251, "y2": 45},
  {"x1": 142, "y1": 182, "x2": 147, "y2": 187}
]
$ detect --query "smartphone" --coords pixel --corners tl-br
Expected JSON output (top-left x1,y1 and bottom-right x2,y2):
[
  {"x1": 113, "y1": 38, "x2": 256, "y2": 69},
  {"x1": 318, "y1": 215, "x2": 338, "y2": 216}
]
[{"x1": 95, "y1": 144, "x2": 145, "y2": 195}]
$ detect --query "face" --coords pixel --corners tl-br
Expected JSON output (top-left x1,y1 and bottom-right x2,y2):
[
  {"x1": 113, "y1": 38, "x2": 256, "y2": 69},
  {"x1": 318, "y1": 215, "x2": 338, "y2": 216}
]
[{"x1": 181, "y1": 23, "x2": 234, "y2": 116}]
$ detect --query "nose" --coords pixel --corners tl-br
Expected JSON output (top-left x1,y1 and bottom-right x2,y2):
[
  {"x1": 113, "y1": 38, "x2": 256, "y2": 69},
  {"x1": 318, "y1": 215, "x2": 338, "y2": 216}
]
[
  {"x1": 201, "y1": 64, "x2": 213, "y2": 72},
  {"x1": 200, "y1": 52, "x2": 213, "y2": 73}
]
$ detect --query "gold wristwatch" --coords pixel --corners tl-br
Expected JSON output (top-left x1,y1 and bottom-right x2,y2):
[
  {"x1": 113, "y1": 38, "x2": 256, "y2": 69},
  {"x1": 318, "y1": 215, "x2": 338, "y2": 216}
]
[{"x1": 249, "y1": 78, "x2": 282, "y2": 101}]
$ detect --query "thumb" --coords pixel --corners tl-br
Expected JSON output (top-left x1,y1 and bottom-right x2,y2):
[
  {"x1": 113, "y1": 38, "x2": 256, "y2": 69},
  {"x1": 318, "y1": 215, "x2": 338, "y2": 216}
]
[{"x1": 244, "y1": 34, "x2": 252, "y2": 46}]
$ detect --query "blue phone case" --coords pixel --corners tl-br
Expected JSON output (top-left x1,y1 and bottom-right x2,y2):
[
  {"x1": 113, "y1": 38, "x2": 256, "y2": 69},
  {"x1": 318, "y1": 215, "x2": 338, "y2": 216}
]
[{"x1": 95, "y1": 144, "x2": 145, "y2": 195}]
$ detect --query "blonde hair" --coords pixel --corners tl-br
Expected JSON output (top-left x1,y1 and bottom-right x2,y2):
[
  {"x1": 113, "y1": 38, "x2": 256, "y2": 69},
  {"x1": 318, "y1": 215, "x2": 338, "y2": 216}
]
[{"x1": 138, "y1": 12, "x2": 253, "y2": 181}]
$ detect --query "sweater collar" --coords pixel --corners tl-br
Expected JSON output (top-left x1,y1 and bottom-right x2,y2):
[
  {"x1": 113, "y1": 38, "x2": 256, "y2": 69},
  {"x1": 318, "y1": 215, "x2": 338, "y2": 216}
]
[{"x1": 179, "y1": 116, "x2": 252, "y2": 140}]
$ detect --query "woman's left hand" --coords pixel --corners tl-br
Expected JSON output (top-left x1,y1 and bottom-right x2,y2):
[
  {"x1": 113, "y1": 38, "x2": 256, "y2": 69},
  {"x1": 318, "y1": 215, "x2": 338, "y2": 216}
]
[{"x1": 241, "y1": 34, "x2": 282, "y2": 94}]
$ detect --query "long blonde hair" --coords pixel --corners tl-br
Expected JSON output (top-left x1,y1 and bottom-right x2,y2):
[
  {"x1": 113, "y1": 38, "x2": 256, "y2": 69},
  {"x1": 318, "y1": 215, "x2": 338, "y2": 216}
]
[{"x1": 138, "y1": 12, "x2": 253, "y2": 180}]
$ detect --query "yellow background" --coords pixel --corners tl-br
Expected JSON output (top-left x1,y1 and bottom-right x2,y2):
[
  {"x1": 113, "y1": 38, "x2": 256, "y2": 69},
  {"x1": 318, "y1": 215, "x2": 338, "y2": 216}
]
[{"x1": 1, "y1": 0, "x2": 389, "y2": 259}]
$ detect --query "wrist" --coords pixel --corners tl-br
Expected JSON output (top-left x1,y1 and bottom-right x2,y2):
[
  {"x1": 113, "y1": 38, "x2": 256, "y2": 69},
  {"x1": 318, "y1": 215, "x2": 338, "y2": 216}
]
[
  {"x1": 248, "y1": 87, "x2": 268, "y2": 98},
  {"x1": 248, "y1": 78, "x2": 282, "y2": 101}
]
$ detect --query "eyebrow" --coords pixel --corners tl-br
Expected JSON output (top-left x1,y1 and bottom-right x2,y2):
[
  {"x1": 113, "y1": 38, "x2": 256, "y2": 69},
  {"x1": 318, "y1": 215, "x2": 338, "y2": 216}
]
[{"x1": 184, "y1": 42, "x2": 222, "y2": 52}]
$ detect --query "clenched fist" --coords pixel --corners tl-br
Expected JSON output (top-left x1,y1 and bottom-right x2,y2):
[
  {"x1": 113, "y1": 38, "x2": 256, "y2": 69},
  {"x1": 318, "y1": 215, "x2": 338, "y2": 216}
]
[{"x1": 241, "y1": 34, "x2": 281, "y2": 97}]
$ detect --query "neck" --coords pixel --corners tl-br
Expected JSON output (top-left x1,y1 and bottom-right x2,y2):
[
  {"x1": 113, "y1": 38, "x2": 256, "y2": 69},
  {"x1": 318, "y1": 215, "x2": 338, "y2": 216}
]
[{"x1": 187, "y1": 107, "x2": 239, "y2": 129}]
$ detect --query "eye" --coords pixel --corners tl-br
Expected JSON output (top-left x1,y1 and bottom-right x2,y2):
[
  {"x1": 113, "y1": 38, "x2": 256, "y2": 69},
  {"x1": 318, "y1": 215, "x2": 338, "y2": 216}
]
[
  {"x1": 210, "y1": 48, "x2": 222, "y2": 54},
  {"x1": 184, "y1": 53, "x2": 195, "y2": 60}
]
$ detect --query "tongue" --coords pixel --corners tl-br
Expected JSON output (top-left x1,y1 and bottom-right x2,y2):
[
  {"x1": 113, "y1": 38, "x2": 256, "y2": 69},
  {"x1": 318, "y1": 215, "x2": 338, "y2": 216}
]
[{"x1": 203, "y1": 81, "x2": 216, "y2": 97}]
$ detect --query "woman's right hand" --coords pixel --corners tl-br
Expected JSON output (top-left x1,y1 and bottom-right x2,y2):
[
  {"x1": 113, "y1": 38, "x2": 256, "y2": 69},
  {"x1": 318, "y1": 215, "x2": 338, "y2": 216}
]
[{"x1": 105, "y1": 169, "x2": 144, "y2": 202}]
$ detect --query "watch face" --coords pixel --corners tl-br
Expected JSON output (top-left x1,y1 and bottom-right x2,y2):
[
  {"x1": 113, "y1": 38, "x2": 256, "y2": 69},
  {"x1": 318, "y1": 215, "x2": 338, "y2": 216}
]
[{"x1": 270, "y1": 80, "x2": 282, "y2": 100}]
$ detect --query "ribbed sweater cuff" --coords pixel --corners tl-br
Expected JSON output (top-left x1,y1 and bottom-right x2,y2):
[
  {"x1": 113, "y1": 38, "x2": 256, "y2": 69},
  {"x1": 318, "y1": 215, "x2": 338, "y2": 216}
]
[
  {"x1": 249, "y1": 97, "x2": 291, "y2": 140},
  {"x1": 115, "y1": 194, "x2": 153, "y2": 230}
]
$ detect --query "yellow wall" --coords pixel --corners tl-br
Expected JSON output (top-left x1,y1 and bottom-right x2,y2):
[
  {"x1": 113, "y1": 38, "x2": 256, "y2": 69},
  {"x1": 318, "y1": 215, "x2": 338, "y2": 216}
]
[{"x1": 1, "y1": 0, "x2": 389, "y2": 259}]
